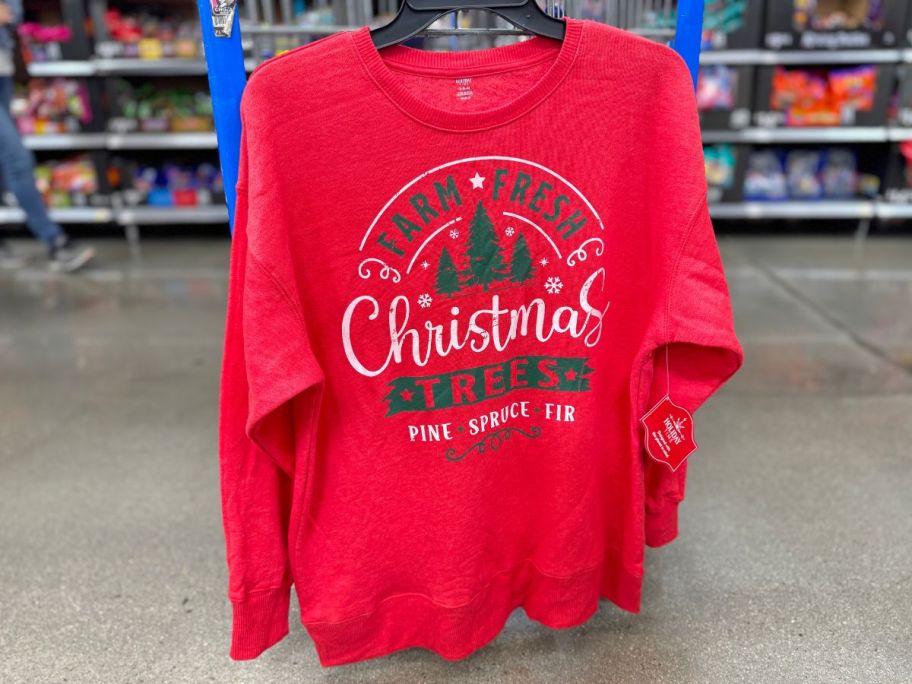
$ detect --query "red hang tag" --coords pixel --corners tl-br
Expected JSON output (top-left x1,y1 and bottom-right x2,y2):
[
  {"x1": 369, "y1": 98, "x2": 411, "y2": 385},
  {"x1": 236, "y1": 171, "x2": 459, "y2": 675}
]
[{"x1": 641, "y1": 396, "x2": 697, "y2": 471}]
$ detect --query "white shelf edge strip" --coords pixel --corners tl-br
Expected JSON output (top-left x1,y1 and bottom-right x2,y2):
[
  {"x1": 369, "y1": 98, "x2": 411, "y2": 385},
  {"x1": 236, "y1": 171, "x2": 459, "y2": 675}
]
[
  {"x1": 709, "y1": 202, "x2": 876, "y2": 219},
  {"x1": 22, "y1": 133, "x2": 217, "y2": 150},
  {"x1": 702, "y1": 128, "x2": 889, "y2": 143},
  {"x1": 700, "y1": 49, "x2": 904, "y2": 65},
  {"x1": 4, "y1": 203, "x2": 912, "y2": 224},
  {"x1": 0, "y1": 206, "x2": 227, "y2": 225}
]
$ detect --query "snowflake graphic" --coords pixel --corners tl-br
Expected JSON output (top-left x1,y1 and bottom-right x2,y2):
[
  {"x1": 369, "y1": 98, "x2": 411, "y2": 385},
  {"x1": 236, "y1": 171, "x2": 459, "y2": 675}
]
[
  {"x1": 417, "y1": 293, "x2": 433, "y2": 308},
  {"x1": 420, "y1": 260, "x2": 430, "y2": 270},
  {"x1": 505, "y1": 226, "x2": 515, "y2": 237},
  {"x1": 449, "y1": 228, "x2": 460, "y2": 239},
  {"x1": 544, "y1": 276, "x2": 563, "y2": 295},
  {"x1": 539, "y1": 257, "x2": 549, "y2": 266}
]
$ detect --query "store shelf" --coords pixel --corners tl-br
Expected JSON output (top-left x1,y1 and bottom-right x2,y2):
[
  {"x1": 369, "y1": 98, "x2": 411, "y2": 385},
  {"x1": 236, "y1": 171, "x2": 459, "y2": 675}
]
[
  {"x1": 709, "y1": 202, "x2": 875, "y2": 219},
  {"x1": 106, "y1": 132, "x2": 217, "y2": 149},
  {"x1": 94, "y1": 58, "x2": 207, "y2": 75},
  {"x1": 0, "y1": 205, "x2": 228, "y2": 226},
  {"x1": 22, "y1": 132, "x2": 217, "y2": 151},
  {"x1": 702, "y1": 128, "x2": 889, "y2": 144},
  {"x1": 874, "y1": 202, "x2": 912, "y2": 219},
  {"x1": 240, "y1": 22, "x2": 359, "y2": 35},
  {"x1": 22, "y1": 133, "x2": 108, "y2": 150},
  {"x1": 116, "y1": 206, "x2": 228, "y2": 225},
  {"x1": 700, "y1": 49, "x2": 904, "y2": 65},
  {"x1": 0, "y1": 206, "x2": 114, "y2": 223},
  {"x1": 26, "y1": 61, "x2": 97, "y2": 77},
  {"x1": 27, "y1": 58, "x2": 207, "y2": 77}
]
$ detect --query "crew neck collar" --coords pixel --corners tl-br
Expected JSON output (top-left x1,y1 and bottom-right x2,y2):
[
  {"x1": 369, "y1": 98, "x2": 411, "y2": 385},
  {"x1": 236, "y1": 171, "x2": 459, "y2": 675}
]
[{"x1": 351, "y1": 17, "x2": 584, "y2": 132}]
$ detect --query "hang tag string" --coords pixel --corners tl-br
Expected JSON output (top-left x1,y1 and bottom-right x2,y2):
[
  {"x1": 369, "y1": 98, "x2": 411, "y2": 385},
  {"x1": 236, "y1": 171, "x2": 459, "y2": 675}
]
[{"x1": 665, "y1": 343, "x2": 671, "y2": 398}]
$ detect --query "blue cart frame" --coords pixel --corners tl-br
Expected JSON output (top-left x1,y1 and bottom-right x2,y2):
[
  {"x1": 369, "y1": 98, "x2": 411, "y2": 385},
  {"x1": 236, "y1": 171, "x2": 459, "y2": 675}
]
[{"x1": 196, "y1": 0, "x2": 704, "y2": 232}]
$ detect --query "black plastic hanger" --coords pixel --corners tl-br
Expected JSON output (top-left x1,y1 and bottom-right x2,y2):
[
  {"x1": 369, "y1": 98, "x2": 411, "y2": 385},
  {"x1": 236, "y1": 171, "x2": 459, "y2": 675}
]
[{"x1": 369, "y1": 0, "x2": 566, "y2": 49}]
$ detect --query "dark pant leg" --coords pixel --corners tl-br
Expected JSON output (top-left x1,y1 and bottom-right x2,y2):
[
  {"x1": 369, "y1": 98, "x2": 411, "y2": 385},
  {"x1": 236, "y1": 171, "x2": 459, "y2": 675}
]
[{"x1": 0, "y1": 76, "x2": 63, "y2": 249}]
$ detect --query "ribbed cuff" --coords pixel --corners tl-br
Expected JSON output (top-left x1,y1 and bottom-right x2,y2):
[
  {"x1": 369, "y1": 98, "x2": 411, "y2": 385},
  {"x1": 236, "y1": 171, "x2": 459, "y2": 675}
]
[
  {"x1": 645, "y1": 498, "x2": 680, "y2": 548},
  {"x1": 229, "y1": 587, "x2": 291, "y2": 660}
]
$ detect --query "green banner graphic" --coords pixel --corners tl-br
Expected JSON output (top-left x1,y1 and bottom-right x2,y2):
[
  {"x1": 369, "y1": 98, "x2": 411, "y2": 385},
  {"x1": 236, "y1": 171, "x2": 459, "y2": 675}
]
[{"x1": 385, "y1": 355, "x2": 593, "y2": 416}]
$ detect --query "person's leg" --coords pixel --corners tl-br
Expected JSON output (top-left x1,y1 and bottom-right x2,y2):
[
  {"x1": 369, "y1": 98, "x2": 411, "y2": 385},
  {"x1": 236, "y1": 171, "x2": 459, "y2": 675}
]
[
  {"x1": 0, "y1": 76, "x2": 65, "y2": 251},
  {"x1": 0, "y1": 75, "x2": 11, "y2": 112}
]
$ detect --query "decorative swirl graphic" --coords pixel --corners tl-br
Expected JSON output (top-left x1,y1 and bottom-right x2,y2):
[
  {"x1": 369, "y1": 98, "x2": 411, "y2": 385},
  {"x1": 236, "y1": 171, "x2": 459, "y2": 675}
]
[
  {"x1": 444, "y1": 426, "x2": 542, "y2": 462},
  {"x1": 565, "y1": 238, "x2": 605, "y2": 267},
  {"x1": 358, "y1": 258, "x2": 401, "y2": 283}
]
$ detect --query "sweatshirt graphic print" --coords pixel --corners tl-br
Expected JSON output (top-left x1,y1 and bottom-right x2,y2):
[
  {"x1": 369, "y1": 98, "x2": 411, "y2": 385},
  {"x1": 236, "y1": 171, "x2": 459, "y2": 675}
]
[
  {"x1": 218, "y1": 16, "x2": 744, "y2": 668},
  {"x1": 344, "y1": 156, "x2": 608, "y2": 459}
]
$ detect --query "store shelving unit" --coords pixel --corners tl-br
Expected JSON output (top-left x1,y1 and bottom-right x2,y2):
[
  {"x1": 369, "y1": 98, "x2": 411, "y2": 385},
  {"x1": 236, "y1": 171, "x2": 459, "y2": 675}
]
[
  {"x1": 0, "y1": 0, "x2": 224, "y2": 240},
  {"x1": 4, "y1": 1, "x2": 912, "y2": 235},
  {"x1": 700, "y1": 0, "x2": 912, "y2": 225}
]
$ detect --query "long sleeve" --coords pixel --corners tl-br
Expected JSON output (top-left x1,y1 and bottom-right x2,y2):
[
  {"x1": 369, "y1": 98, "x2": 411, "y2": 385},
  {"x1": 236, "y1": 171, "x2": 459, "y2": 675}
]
[
  {"x1": 218, "y1": 121, "x2": 323, "y2": 659},
  {"x1": 633, "y1": 47, "x2": 744, "y2": 548},
  {"x1": 638, "y1": 200, "x2": 743, "y2": 547}
]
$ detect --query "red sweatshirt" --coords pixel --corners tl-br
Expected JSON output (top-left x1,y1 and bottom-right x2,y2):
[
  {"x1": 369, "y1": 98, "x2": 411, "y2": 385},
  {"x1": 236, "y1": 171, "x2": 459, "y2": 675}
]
[{"x1": 218, "y1": 16, "x2": 744, "y2": 667}]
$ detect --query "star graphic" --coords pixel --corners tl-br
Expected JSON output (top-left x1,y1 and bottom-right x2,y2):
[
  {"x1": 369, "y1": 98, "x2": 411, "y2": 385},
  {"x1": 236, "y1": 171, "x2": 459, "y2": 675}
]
[
  {"x1": 421, "y1": 260, "x2": 430, "y2": 270},
  {"x1": 469, "y1": 172, "x2": 485, "y2": 189},
  {"x1": 565, "y1": 369, "x2": 578, "y2": 382},
  {"x1": 399, "y1": 389, "x2": 414, "y2": 401},
  {"x1": 539, "y1": 257, "x2": 549, "y2": 266}
]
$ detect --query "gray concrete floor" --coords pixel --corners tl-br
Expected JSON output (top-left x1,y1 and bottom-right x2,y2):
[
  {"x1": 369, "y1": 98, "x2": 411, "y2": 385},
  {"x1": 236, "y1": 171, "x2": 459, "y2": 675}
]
[{"x1": 0, "y1": 235, "x2": 910, "y2": 683}]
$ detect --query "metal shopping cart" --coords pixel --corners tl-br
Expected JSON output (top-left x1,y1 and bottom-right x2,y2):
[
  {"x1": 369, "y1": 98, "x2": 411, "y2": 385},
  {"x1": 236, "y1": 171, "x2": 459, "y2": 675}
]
[{"x1": 195, "y1": 0, "x2": 704, "y2": 230}]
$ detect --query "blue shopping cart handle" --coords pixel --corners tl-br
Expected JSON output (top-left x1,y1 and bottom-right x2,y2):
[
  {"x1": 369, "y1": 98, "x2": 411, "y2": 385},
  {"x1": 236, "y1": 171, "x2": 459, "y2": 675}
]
[
  {"x1": 196, "y1": 0, "x2": 248, "y2": 233},
  {"x1": 672, "y1": 0, "x2": 704, "y2": 92}
]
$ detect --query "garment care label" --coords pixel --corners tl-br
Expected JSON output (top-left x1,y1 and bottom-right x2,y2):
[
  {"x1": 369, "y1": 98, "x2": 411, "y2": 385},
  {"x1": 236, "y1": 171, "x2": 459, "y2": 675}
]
[{"x1": 641, "y1": 396, "x2": 697, "y2": 471}]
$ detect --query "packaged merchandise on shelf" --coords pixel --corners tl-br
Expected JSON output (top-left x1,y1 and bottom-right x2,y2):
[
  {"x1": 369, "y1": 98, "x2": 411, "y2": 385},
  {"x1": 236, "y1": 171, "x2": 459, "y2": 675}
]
[
  {"x1": 109, "y1": 159, "x2": 224, "y2": 207},
  {"x1": 16, "y1": 23, "x2": 73, "y2": 63},
  {"x1": 583, "y1": 0, "x2": 762, "y2": 49},
  {"x1": 743, "y1": 146, "x2": 881, "y2": 200},
  {"x1": 698, "y1": 65, "x2": 738, "y2": 110},
  {"x1": 744, "y1": 149, "x2": 789, "y2": 200},
  {"x1": 753, "y1": 64, "x2": 893, "y2": 127},
  {"x1": 33, "y1": 155, "x2": 104, "y2": 208},
  {"x1": 697, "y1": 64, "x2": 754, "y2": 130},
  {"x1": 10, "y1": 78, "x2": 93, "y2": 135},
  {"x1": 704, "y1": 143, "x2": 746, "y2": 203},
  {"x1": 701, "y1": 0, "x2": 764, "y2": 50},
  {"x1": 107, "y1": 81, "x2": 213, "y2": 133},
  {"x1": 248, "y1": 6, "x2": 337, "y2": 61},
  {"x1": 764, "y1": 0, "x2": 909, "y2": 50},
  {"x1": 97, "y1": 9, "x2": 201, "y2": 60}
]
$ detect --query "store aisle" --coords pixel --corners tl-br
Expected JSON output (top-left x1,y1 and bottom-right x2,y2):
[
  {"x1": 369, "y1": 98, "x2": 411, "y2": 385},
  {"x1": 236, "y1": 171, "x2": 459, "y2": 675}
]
[{"x1": 0, "y1": 237, "x2": 910, "y2": 683}]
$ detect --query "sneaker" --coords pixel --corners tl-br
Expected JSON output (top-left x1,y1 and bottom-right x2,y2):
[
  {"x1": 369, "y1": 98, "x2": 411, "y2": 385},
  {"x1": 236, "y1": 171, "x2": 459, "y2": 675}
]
[{"x1": 48, "y1": 236, "x2": 95, "y2": 273}]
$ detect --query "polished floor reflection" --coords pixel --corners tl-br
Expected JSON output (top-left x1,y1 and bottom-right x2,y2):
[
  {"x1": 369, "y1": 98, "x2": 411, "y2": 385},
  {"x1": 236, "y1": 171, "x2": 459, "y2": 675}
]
[{"x1": 1, "y1": 236, "x2": 910, "y2": 683}]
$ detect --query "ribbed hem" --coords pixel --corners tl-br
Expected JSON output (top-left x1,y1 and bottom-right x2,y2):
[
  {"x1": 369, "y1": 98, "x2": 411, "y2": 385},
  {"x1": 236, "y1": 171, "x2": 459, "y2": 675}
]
[
  {"x1": 350, "y1": 16, "x2": 584, "y2": 131},
  {"x1": 302, "y1": 557, "x2": 642, "y2": 667},
  {"x1": 229, "y1": 587, "x2": 291, "y2": 660},
  {"x1": 645, "y1": 498, "x2": 680, "y2": 548}
]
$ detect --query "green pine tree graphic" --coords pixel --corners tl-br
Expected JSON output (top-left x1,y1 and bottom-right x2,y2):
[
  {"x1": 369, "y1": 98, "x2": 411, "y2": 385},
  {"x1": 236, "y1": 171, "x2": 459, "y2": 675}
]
[
  {"x1": 435, "y1": 246, "x2": 461, "y2": 296},
  {"x1": 508, "y1": 233, "x2": 534, "y2": 283},
  {"x1": 464, "y1": 201, "x2": 509, "y2": 291}
]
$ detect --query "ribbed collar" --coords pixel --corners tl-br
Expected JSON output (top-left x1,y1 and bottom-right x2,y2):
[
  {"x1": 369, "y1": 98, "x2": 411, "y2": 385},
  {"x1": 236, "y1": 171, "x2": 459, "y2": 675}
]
[{"x1": 351, "y1": 16, "x2": 584, "y2": 131}]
